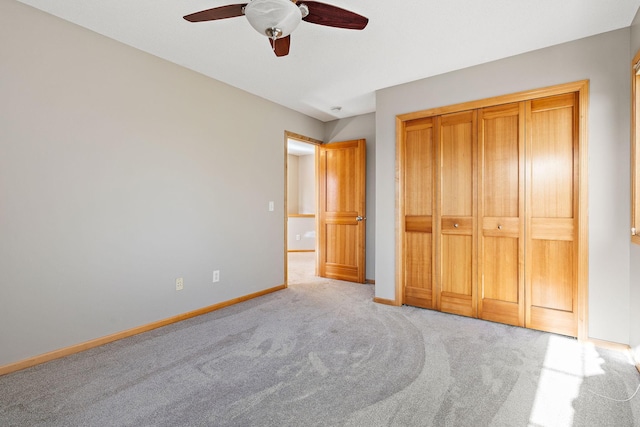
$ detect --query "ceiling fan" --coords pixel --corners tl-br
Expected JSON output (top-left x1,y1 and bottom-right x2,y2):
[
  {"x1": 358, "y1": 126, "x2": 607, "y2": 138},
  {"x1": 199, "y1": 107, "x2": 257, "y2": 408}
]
[{"x1": 183, "y1": 0, "x2": 368, "y2": 57}]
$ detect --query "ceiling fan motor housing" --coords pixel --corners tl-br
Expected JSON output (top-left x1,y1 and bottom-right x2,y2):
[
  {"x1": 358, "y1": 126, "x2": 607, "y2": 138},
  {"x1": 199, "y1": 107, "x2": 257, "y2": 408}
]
[
  {"x1": 244, "y1": 0, "x2": 303, "y2": 38},
  {"x1": 183, "y1": 0, "x2": 368, "y2": 57}
]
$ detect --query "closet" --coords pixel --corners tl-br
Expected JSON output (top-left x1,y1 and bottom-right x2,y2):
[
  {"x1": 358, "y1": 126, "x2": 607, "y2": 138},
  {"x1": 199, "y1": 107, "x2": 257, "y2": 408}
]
[{"x1": 397, "y1": 82, "x2": 587, "y2": 338}]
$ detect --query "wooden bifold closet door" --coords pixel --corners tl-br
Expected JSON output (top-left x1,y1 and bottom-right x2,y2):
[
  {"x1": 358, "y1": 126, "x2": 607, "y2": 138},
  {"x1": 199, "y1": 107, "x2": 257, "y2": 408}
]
[
  {"x1": 478, "y1": 103, "x2": 525, "y2": 327},
  {"x1": 399, "y1": 84, "x2": 584, "y2": 338},
  {"x1": 438, "y1": 111, "x2": 478, "y2": 318},
  {"x1": 525, "y1": 93, "x2": 579, "y2": 336},
  {"x1": 402, "y1": 118, "x2": 436, "y2": 309}
]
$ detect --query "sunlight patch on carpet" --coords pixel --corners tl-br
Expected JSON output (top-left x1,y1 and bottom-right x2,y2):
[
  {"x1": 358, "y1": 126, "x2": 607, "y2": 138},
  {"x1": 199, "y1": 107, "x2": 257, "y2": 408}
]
[{"x1": 529, "y1": 336, "x2": 606, "y2": 426}]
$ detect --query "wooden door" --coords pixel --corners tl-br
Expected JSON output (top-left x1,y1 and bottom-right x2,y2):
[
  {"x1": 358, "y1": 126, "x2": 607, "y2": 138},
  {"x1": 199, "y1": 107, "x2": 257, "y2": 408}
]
[
  {"x1": 478, "y1": 103, "x2": 525, "y2": 326},
  {"x1": 437, "y1": 111, "x2": 477, "y2": 317},
  {"x1": 402, "y1": 118, "x2": 436, "y2": 308},
  {"x1": 317, "y1": 139, "x2": 366, "y2": 283},
  {"x1": 525, "y1": 93, "x2": 579, "y2": 336}
]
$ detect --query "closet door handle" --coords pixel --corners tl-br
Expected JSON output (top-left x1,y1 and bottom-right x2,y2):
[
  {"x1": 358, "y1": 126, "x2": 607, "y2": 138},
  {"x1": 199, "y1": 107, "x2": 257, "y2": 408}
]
[
  {"x1": 497, "y1": 225, "x2": 503, "y2": 230},
  {"x1": 356, "y1": 216, "x2": 366, "y2": 221},
  {"x1": 454, "y1": 223, "x2": 459, "y2": 228}
]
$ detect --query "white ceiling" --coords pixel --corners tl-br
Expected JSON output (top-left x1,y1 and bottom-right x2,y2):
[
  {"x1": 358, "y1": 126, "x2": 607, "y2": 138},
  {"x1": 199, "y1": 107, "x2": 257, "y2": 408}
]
[{"x1": 16, "y1": 0, "x2": 640, "y2": 122}]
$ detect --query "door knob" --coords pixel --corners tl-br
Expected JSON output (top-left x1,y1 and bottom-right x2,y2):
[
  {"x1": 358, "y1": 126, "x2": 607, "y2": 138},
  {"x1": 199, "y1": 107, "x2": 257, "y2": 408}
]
[
  {"x1": 356, "y1": 216, "x2": 366, "y2": 221},
  {"x1": 454, "y1": 223, "x2": 459, "y2": 228}
]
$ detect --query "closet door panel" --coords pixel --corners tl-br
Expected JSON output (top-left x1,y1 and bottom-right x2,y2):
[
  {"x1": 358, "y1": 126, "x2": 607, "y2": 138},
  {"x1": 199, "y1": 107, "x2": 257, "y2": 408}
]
[
  {"x1": 441, "y1": 117, "x2": 474, "y2": 216},
  {"x1": 403, "y1": 118, "x2": 436, "y2": 309},
  {"x1": 405, "y1": 121, "x2": 434, "y2": 216},
  {"x1": 404, "y1": 232, "x2": 433, "y2": 306},
  {"x1": 530, "y1": 240, "x2": 574, "y2": 311},
  {"x1": 483, "y1": 115, "x2": 520, "y2": 217},
  {"x1": 530, "y1": 111, "x2": 574, "y2": 219},
  {"x1": 526, "y1": 93, "x2": 578, "y2": 337},
  {"x1": 483, "y1": 236, "x2": 519, "y2": 303},
  {"x1": 438, "y1": 111, "x2": 477, "y2": 317},
  {"x1": 441, "y1": 234, "x2": 473, "y2": 314},
  {"x1": 478, "y1": 103, "x2": 525, "y2": 326}
]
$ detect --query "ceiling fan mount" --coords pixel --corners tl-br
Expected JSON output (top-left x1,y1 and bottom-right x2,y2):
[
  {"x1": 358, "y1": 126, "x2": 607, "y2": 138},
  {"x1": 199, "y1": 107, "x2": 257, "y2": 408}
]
[{"x1": 184, "y1": 0, "x2": 368, "y2": 57}]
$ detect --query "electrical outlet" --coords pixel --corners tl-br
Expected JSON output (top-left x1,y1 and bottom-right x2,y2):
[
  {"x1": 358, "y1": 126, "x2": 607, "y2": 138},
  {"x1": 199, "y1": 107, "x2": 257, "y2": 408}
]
[
  {"x1": 213, "y1": 270, "x2": 220, "y2": 283},
  {"x1": 268, "y1": 201, "x2": 274, "y2": 212},
  {"x1": 296, "y1": 234, "x2": 301, "y2": 241},
  {"x1": 176, "y1": 277, "x2": 184, "y2": 291}
]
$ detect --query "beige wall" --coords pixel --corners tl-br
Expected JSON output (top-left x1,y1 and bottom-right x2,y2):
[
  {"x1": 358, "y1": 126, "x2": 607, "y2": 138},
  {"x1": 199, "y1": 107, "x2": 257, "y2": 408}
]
[
  {"x1": 287, "y1": 152, "x2": 315, "y2": 251},
  {"x1": 287, "y1": 153, "x2": 315, "y2": 215},
  {"x1": 287, "y1": 217, "x2": 315, "y2": 251},
  {"x1": 376, "y1": 29, "x2": 632, "y2": 344},
  {"x1": 287, "y1": 154, "x2": 300, "y2": 214},
  {"x1": 0, "y1": 1, "x2": 324, "y2": 366},
  {"x1": 297, "y1": 154, "x2": 315, "y2": 214}
]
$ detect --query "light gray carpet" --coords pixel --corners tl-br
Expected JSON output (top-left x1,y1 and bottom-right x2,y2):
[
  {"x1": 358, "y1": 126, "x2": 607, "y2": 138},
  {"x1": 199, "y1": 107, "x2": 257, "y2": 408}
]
[{"x1": 1, "y1": 252, "x2": 639, "y2": 426}]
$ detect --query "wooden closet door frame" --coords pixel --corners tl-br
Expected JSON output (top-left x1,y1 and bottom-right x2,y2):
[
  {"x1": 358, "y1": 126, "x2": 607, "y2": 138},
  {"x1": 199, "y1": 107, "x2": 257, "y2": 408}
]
[{"x1": 395, "y1": 80, "x2": 589, "y2": 340}]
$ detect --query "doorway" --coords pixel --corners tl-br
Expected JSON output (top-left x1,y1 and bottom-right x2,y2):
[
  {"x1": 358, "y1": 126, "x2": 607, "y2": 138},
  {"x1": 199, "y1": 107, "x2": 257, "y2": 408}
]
[
  {"x1": 284, "y1": 132, "x2": 368, "y2": 286},
  {"x1": 284, "y1": 131, "x2": 322, "y2": 286}
]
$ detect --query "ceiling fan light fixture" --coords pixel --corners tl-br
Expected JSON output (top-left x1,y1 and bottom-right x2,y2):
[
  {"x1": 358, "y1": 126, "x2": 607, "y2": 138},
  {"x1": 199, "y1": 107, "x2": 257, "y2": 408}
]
[{"x1": 244, "y1": 0, "x2": 302, "y2": 39}]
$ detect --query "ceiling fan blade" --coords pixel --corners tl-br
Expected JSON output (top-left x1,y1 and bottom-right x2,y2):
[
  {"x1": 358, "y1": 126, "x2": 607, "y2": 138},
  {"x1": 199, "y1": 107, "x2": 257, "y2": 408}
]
[
  {"x1": 300, "y1": 1, "x2": 368, "y2": 30},
  {"x1": 269, "y1": 35, "x2": 291, "y2": 57},
  {"x1": 183, "y1": 4, "x2": 247, "y2": 22}
]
